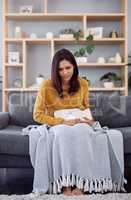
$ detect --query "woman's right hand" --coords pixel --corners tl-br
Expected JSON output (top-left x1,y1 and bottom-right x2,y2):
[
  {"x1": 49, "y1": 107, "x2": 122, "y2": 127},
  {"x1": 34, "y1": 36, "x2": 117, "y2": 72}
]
[{"x1": 63, "y1": 119, "x2": 80, "y2": 126}]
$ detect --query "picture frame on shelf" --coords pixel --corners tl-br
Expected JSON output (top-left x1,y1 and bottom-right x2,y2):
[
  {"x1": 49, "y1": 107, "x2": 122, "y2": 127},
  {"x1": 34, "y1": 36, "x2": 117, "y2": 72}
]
[
  {"x1": 8, "y1": 52, "x2": 20, "y2": 64},
  {"x1": 13, "y1": 78, "x2": 22, "y2": 88},
  {"x1": 86, "y1": 27, "x2": 103, "y2": 39},
  {"x1": 19, "y1": 5, "x2": 33, "y2": 14}
]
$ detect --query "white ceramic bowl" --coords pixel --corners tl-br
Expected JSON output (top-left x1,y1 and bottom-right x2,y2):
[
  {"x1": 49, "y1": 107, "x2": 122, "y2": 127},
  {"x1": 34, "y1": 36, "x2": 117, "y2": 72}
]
[{"x1": 104, "y1": 81, "x2": 114, "y2": 88}]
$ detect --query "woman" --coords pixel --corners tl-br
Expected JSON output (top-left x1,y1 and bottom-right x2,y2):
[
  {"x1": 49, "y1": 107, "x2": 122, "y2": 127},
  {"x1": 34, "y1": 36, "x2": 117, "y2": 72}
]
[
  {"x1": 33, "y1": 49, "x2": 124, "y2": 195},
  {"x1": 33, "y1": 48, "x2": 94, "y2": 195}
]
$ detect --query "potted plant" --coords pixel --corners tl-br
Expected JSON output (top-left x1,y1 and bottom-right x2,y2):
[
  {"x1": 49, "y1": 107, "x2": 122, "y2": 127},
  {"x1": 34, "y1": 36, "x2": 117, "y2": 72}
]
[
  {"x1": 100, "y1": 72, "x2": 121, "y2": 88},
  {"x1": 73, "y1": 34, "x2": 95, "y2": 63},
  {"x1": 73, "y1": 29, "x2": 83, "y2": 42},
  {"x1": 36, "y1": 74, "x2": 45, "y2": 86},
  {"x1": 59, "y1": 28, "x2": 75, "y2": 39}
]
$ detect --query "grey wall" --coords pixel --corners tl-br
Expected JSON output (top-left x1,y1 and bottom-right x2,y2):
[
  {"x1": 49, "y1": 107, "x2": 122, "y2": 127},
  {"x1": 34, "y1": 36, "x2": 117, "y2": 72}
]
[{"x1": 0, "y1": 0, "x2": 131, "y2": 111}]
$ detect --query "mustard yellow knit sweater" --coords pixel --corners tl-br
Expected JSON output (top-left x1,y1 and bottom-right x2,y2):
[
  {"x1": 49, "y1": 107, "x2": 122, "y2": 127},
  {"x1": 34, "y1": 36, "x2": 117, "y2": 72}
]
[{"x1": 33, "y1": 77, "x2": 89, "y2": 126}]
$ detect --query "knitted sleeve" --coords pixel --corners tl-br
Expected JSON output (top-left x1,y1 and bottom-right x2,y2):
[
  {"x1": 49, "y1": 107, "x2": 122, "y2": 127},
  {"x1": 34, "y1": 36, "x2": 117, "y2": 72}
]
[
  {"x1": 82, "y1": 79, "x2": 90, "y2": 109},
  {"x1": 33, "y1": 80, "x2": 64, "y2": 126}
]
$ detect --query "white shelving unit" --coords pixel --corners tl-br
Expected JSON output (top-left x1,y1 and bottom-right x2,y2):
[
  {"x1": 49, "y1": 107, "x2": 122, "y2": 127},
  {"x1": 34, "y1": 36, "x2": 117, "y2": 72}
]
[{"x1": 2, "y1": 0, "x2": 128, "y2": 111}]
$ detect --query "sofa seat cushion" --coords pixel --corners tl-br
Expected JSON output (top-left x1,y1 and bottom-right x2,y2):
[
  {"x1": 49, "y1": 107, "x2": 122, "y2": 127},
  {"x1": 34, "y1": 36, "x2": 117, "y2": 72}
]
[
  {"x1": 0, "y1": 154, "x2": 32, "y2": 168},
  {"x1": 116, "y1": 127, "x2": 131, "y2": 154},
  {"x1": 0, "y1": 125, "x2": 29, "y2": 156}
]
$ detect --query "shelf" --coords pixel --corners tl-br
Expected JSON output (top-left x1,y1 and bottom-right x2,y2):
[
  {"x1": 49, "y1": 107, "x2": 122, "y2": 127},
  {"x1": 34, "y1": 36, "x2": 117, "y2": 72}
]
[
  {"x1": 5, "y1": 63, "x2": 23, "y2": 67},
  {"x1": 4, "y1": 88, "x2": 38, "y2": 92},
  {"x1": 25, "y1": 39, "x2": 51, "y2": 44},
  {"x1": 5, "y1": 38, "x2": 23, "y2": 43},
  {"x1": 5, "y1": 13, "x2": 83, "y2": 21},
  {"x1": 5, "y1": 13, "x2": 125, "y2": 21},
  {"x1": 4, "y1": 86, "x2": 125, "y2": 92},
  {"x1": 5, "y1": 38, "x2": 125, "y2": 44},
  {"x1": 54, "y1": 37, "x2": 125, "y2": 44},
  {"x1": 86, "y1": 13, "x2": 125, "y2": 21},
  {"x1": 89, "y1": 87, "x2": 125, "y2": 91},
  {"x1": 77, "y1": 63, "x2": 126, "y2": 67}
]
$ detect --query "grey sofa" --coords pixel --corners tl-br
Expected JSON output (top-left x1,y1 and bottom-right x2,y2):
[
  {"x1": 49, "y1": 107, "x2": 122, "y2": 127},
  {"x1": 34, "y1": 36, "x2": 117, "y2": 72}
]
[{"x1": 0, "y1": 92, "x2": 131, "y2": 193}]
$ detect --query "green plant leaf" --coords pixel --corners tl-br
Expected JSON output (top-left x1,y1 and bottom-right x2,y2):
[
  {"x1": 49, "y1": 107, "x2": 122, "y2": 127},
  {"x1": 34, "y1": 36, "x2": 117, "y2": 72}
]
[
  {"x1": 86, "y1": 34, "x2": 93, "y2": 41},
  {"x1": 73, "y1": 29, "x2": 83, "y2": 43},
  {"x1": 100, "y1": 72, "x2": 121, "y2": 81},
  {"x1": 86, "y1": 44, "x2": 95, "y2": 55},
  {"x1": 79, "y1": 48, "x2": 86, "y2": 56},
  {"x1": 74, "y1": 51, "x2": 80, "y2": 57}
]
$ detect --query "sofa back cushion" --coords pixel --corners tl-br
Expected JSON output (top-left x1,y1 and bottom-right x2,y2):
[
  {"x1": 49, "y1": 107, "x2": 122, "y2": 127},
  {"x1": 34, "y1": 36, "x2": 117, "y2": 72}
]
[
  {"x1": 8, "y1": 92, "x2": 38, "y2": 127},
  {"x1": 90, "y1": 93, "x2": 131, "y2": 128},
  {"x1": 8, "y1": 92, "x2": 131, "y2": 128}
]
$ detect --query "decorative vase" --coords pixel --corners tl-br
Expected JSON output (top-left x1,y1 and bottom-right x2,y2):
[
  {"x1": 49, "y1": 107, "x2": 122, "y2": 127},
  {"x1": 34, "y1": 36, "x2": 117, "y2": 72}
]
[
  {"x1": 46, "y1": 32, "x2": 54, "y2": 39},
  {"x1": 115, "y1": 53, "x2": 122, "y2": 63}
]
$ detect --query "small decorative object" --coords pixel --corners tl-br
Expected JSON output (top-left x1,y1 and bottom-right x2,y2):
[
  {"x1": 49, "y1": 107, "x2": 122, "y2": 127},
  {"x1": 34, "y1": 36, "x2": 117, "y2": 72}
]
[
  {"x1": 86, "y1": 27, "x2": 103, "y2": 39},
  {"x1": 36, "y1": 74, "x2": 45, "y2": 86},
  {"x1": 115, "y1": 52, "x2": 122, "y2": 63},
  {"x1": 19, "y1": 5, "x2": 33, "y2": 14},
  {"x1": 108, "y1": 57, "x2": 116, "y2": 63},
  {"x1": 103, "y1": 81, "x2": 114, "y2": 88},
  {"x1": 30, "y1": 33, "x2": 37, "y2": 39},
  {"x1": 97, "y1": 57, "x2": 105, "y2": 63},
  {"x1": 46, "y1": 32, "x2": 54, "y2": 39},
  {"x1": 74, "y1": 34, "x2": 95, "y2": 63},
  {"x1": 13, "y1": 78, "x2": 22, "y2": 88},
  {"x1": 59, "y1": 28, "x2": 75, "y2": 39},
  {"x1": 75, "y1": 56, "x2": 88, "y2": 63},
  {"x1": 100, "y1": 72, "x2": 121, "y2": 88},
  {"x1": 8, "y1": 52, "x2": 20, "y2": 64},
  {"x1": 15, "y1": 26, "x2": 22, "y2": 38},
  {"x1": 109, "y1": 30, "x2": 118, "y2": 38}
]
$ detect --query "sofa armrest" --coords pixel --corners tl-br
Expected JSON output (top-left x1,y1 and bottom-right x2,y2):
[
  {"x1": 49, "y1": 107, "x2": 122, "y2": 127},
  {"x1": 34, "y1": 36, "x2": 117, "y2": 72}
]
[{"x1": 0, "y1": 112, "x2": 10, "y2": 129}]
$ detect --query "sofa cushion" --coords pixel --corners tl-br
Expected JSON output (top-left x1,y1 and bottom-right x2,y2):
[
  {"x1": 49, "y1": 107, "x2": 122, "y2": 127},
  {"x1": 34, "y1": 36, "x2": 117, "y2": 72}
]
[
  {"x1": 8, "y1": 92, "x2": 38, "y2": 127},
  {"x1": 116, "y1": 127, "x2": 131, "y2": 154},
  {"x1": 0, "y1": 112, "x2": 10, "y2": 129},
  {"x1": 0, "y1": 125, "x2": 29, "y2": 156},
  {"x1": 90, "y1": 93, "x2": 131, "y2": 128},
  {"x1": 0, "y1": 155, "x2": 32, "y2": 168},
  {"x1": 0, "y1": 125, "x2": 131, "y2": 158}
]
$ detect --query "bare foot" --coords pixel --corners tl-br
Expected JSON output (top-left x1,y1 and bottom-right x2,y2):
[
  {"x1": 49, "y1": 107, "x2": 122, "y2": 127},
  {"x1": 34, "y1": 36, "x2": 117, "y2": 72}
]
[
  {"x1": 63, "y1": 187, "x2": 72, "y2": 196},
  {"x1": 72, "y1": 187, "x2": 84, "y2": 195}
]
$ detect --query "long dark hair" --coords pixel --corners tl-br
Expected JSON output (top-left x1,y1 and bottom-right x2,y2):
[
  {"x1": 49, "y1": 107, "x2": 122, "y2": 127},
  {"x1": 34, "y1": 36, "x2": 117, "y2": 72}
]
[{"x1": 51, "y1": 48, "x2": 80, "y2": 98}]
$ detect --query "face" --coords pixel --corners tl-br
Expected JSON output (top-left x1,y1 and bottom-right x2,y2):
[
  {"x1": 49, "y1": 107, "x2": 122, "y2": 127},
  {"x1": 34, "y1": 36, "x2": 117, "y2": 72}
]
[{"x1": 58, "y1": 59, "x2": 74, "y2": 83}]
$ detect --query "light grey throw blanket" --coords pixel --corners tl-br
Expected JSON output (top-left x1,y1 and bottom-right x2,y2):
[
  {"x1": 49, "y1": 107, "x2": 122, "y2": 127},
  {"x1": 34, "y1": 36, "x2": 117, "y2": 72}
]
[{"x1": 22, "y1": 122, "x2": 126, "y2": 194}]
